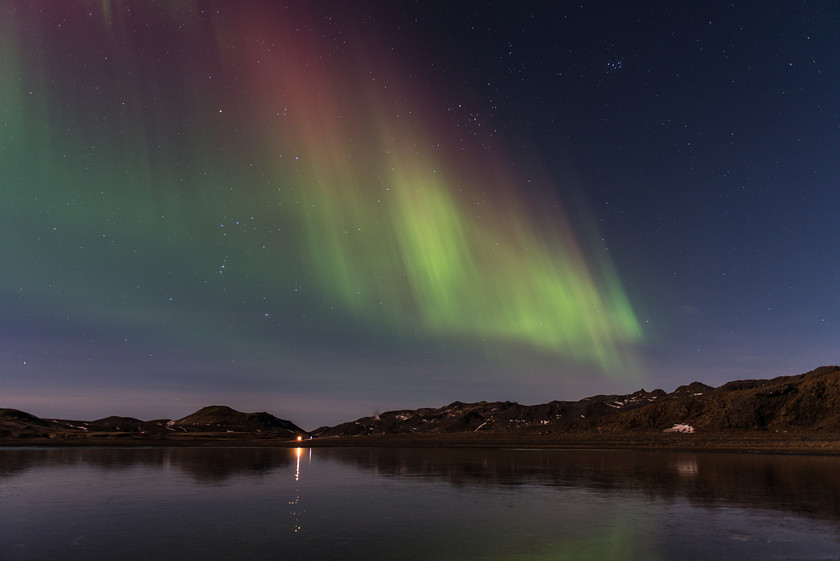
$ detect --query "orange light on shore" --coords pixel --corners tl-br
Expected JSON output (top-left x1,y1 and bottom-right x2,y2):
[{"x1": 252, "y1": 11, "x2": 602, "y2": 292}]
[{"x1": 296, "y1": 435, "x2": 303, "y2": 441}]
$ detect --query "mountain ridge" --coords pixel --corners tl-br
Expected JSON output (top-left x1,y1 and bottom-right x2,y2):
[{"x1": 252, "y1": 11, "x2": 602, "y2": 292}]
[
  {"x1": 312, "y1": 365, "x2": 840, "y2": 437},
  {"x1": 0, "y1": 405, "x2": 306, "y2": 440},
  {"x1": 2, "y1": 365, "x2": 839, "y2": 444}
]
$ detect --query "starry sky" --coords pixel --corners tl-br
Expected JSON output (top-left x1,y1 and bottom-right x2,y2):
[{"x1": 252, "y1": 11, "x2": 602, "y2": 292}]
[{"x1": 2, "y1": 2, "x2": 838, "y2": 429}]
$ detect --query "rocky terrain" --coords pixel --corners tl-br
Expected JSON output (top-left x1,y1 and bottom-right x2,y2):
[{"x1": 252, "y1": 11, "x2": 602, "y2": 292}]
[
  {"x1": 571, "y1": 365, "x2": 840, "y2": 434},
  {"x1": 0, "y1": 405, "x2": 307, "y2": 442},
  {"x1": 312, "y1": 366, "x2": 840, "y2": 438},
  {"x1": 2, "y1": 366, "x2": 840, "y2": 452},
  {"x1": 312, "y1": 388, "x2": 673, "y2": 437}
]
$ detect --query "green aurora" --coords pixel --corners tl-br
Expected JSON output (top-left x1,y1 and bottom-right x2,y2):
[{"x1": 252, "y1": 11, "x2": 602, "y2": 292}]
[{"x1": 1, "y1": 3, "x2": 641, "y2": 382}]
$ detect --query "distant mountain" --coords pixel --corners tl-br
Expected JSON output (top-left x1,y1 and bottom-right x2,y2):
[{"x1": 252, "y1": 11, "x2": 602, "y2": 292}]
[
  {"x1": 0, "y1": 408, "x2": 55, "y2": 436},
  {"x1": 3, "y1": 366, "x2": 839, "y2": 443},
  {"x1": 172, "y1": 405, "x2": 304, "y2": 435},
  {"x1": 0, "y1": 405, "x2": 306, "y2": 440},
  {"x1": 572, "y1": 365, "x2": 840, "y2": 434},
  {"x1": 312, "y1": 388, "x2": 671, "y2": 437},
  {"x1": 314, "y1": 365, "x2": 840, "y2": 437}
]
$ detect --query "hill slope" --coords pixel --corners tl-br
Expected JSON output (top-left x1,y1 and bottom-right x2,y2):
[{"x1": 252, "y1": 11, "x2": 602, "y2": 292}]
[
  {"x1": 314, "y1": 366, "x2": 840, "y2": 437},
  {"x1": 173, "y1": 405, "x2": 304, "y2": 435},
  {"x1": 313, "y1": 388, "x2": 671, "y2": 437},
  {"x1": 572, "y1": 365, "x2": 840, "y2": 433},
  {"x1": 0, "y1": 405, "x2": 306, "y2": 440},
  {"x1": 3, "y1": 366, "x2": 839, "y2": 444}
]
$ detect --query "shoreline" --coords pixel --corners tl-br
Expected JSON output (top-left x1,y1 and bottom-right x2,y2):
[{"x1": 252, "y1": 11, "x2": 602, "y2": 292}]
[{"x1": 3, "y1": 431, "x2": 840, "y2": 455}]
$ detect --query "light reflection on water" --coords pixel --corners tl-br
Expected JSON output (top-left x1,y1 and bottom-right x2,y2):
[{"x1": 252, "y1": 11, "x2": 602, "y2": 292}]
[{"x1": 1, "y1": 446, "x2": 839, "y2": 561}]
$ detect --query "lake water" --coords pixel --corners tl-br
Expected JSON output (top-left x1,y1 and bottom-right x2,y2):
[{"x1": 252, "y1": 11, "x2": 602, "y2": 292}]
[{"x1": 1, "y1": 447, "x2": 839, "y2": 560}]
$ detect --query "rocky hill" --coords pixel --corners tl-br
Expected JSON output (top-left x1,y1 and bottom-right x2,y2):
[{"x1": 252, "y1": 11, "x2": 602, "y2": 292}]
[
  {"x1": 569, "y1": 365, "x2": 840, "y2": 434},
  {"x1": 3, "y1": 366, "x2": 839, "y2": 445},
  {"x1": 313, "y1": 387, "x2": 671, "y2": 437},
  {"x1": 314, "y1": 365, "x2": 840, "y2": 437},
  {"x1": 173, "y1": 405, "x2": 303, "y2": 434},
  {"x1": 0, "y1": 405, "x2": 307, "y2": 441}
]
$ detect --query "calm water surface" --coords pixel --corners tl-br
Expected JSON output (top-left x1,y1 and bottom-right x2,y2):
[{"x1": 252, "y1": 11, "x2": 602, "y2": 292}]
[{"x1": 1, "y1": 447, "x2": 839, "y2": 560}]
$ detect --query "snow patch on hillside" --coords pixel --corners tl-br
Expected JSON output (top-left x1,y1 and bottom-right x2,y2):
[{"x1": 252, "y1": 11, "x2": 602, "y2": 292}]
[{"x1": 664, "y1": 424, "x2": 695, "y2": 433}]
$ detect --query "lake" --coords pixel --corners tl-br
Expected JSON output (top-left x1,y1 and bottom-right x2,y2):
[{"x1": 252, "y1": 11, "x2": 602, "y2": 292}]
[{"x1": 1, "y1": 446, "x2": 839, "y2": 560}]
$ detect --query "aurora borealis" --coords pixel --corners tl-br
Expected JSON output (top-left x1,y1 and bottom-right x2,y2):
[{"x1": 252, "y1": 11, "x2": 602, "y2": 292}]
[{"x1": 3, "y1": 2, "x2": 839, "y2": 428}]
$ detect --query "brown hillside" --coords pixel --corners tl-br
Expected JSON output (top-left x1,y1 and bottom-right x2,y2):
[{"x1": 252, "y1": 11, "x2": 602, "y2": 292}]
[
  {"x1": 173, "y1": 405, "x2": 305, "y2": 435},
  {"x1": 316, "y1": 366, "x2": 840, "y2": 437},
  {"x1": 314, "y1": 389, "x2": 671, "y2": 437},
  {"x1": 572, "y1": 365, "x2": 840, "y2": 433}
]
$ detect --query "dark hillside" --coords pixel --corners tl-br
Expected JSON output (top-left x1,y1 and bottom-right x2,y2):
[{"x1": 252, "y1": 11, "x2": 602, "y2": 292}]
[
  {"x1": 315, "y1": 366, "x2": 840, "y2": 437},
  {"x1": 577, "y1": 365, "x2": 840, "y2": 433},
  {"x1": 314, "y1": 389, "x2": 671, "y2": 437},
  {"x1": 2, "y1": 366, "x2": 839, "y2": 445},
  {"x1": 173, "y1": 405, "x2": 306, "y2": 435}
]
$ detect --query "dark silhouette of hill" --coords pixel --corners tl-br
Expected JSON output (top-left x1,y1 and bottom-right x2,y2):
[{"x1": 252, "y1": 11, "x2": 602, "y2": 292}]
[
  {"x1": 314, "y1": 365, "x2": 840, "y2": 437},
  {"x1": 313, "y1": 388, "x2": 670, "y2": 437},
  {"x1": 570, "y1": 365, "x2": 840, "y2": 433},
  {"x1": 173, "y1": 405, "x2": 303, "y2": 435},
  {"x1": 0, "y1": 408, "x2": 52, "y2": 427},
  {"x1": 0, "y1": 405, "x2": 306, "y2": 440},
  {"x1": 2, "y1": 366, "x2": 839, "y2": 446}
]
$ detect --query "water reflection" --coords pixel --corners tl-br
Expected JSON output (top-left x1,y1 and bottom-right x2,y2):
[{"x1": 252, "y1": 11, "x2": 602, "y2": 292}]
[
  {"x1": 2, "y1": 446, "x2": 839, "y2": 521},
  {"x1": 0, "y1": 446, "x2": 294, "y2": 483},
  {"x1": 290, "y1": 447, "x2": 305, "y2": 534},
  {"x1": 1, "y1": 447, "x2": 839, "y2": 561},
  {"x1": 320, "y1": 447, "x2": 840, "y2": 522}
]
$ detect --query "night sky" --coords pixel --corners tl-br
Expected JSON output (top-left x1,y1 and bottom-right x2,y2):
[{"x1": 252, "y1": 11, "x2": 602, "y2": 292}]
[{"x1": 2, "y1": 2, "x2": 838, "y2": 429}]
